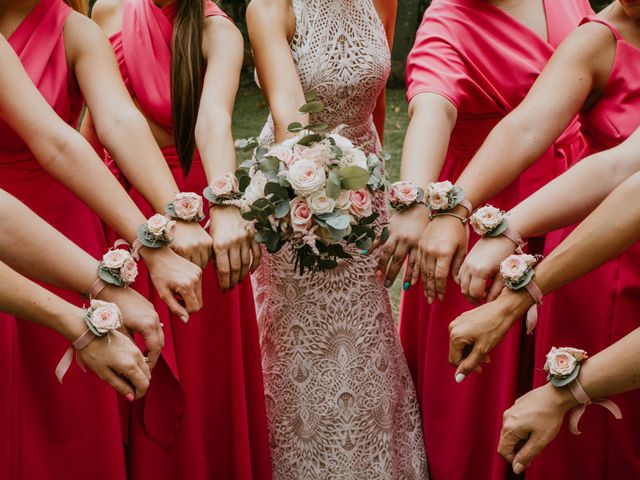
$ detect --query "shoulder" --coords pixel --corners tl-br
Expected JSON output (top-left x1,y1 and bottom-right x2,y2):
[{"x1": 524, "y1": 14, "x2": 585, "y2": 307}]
[
  {"x1": 63, "y1": 11, "x2": 115, "y2": 64},
  {"x1": 246, "y1": 0, "x2": 293, "y2": 27},
  {"x1": 203, "y1": 13, "x2": 243, "y2": 58},
  {"x1": 554, "y1": 21, "x2": 617, "y2": 65},
  {"x1": 91, "y1": 0, "x2": 123, "y2": 35}
]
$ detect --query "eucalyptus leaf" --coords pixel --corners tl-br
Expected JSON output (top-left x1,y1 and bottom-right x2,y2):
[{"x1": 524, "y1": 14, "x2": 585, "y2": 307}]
[
  {"x1": 264, "y1": 182, "x2": 289, "y2": 200},
  {"x1": 259, "y1": 156, "x2": 280, "y2": 173},
  {"x1": 486, "y1": 218, "x2": 510, "y2": 238},
  {"x1": 297, "y1": 133, "x2": 324, "y2": 146},
  {"x1": 98, "y1": 267, "x2": 125, "y2": 287},
  {"x1": 339, "y1": 166, "x2": 370, "y2": 190},
  {"x1": 239, "y1": 175, "x2": 251, "y2": 192},
  {"x1": 274, "y1": 200, "x2": 290, "y2": 219},
  {"x1": 306, "y1": 122, "x2": 329, "y2": 131},
  {"x1": 326, "y1": 169, "x2": 341, "y2": 199},
  {"x1": 550, "y1": 364, "x2": 581, "y2": 387},
  {"x1": 288, "y1": 122, "x2": 304, "y2": 133},
  {"x1": 304, "y1": 90, "x2": 317, "y2": 102},
  {"x1": 325, "y1": 214, "x2": 352, "y2": 230},
  {"x1": 504, "y1": 268, "x2": 535, "y2": 290},
  {"x1": 317, "y1": 258, "x2": 338, "y2": 270},
  {"x1": 299, "y1": 100, "x2": 324, "y2": 114},
  {"x1": 379, "y1": 226, "x2": 390, "y2": 243}
]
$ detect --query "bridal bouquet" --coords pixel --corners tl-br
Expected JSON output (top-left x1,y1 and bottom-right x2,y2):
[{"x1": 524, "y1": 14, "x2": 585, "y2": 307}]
[{"x1": 206, "y1": 93, "x2": 387, "y2": 274}]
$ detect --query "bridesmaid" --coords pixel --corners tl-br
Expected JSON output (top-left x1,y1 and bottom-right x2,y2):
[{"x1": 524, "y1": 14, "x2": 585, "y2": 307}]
[
  {"x1": 247, "y1": 0, "x2": 428, "y2": 478},
  {"x1": 92, "y1": 0, "x2": 271, "y2": 477},
  {"x1": 0, "y1": 3, "x2": 204, "y2": 478},
  {"x1": 376, "y1": 0, "x2": 592, "y2": 479}
]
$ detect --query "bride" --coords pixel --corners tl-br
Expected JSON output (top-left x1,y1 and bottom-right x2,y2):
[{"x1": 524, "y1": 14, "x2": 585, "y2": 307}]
[{"x1": 247, "y1": 0, "x2": 428, "y2": 477}]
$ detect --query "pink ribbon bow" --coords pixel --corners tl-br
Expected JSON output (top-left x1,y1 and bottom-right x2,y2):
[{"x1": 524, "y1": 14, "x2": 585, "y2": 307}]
[
  {"x1": 55, "y1": 329, "x2": 97, "y2": 383},
  {"x1": 568, "y1": 379, "x2": 622, "y2": 435},
  {"x1": 524, "y1": 280, "x2": 543, "y2": 335}
]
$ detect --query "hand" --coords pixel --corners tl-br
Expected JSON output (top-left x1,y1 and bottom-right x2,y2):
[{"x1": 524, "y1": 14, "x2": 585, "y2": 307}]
[
  {"x1": 78, "y1": 329, "x2": 151, "y2": 400},
  {"x1": 141, "y1": 246, "x2": 203, "y2": 322},
  {"x1": 209, "y1": 205, "x2": 260, "y2": 291},
  {"x1": 449, "y1": 288, "x2": 532, "y2": 381},
  {"x1": 459, "y1": 236, "x2": 516, "y2": 304},
  {"x1": 171, "y1": 221, "x2": 213, "y2": 270},
  {"x1": 499, "y1": 383, "x2": 577, "y2": 475},
  {"x1": 416, "y1": 207, "x2": 468, "y2": 303},
  {"x1": 98, "y1": 286, "x2": 164, "y2": 370},
  {"x1": 374, "y1": 204, "x2": 429, "y2": 289}
]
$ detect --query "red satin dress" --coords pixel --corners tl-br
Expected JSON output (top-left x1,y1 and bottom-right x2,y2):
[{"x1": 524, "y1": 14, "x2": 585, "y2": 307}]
[
  {"x1": 105, "y1": 1, "x2": 272, "y2": 478},
  {"x1": 529, "y1": 16, "x2": 640, "y2": 479},
  {"x1": 398, "y1": 1, "x2": 592, "y2": 479},
  {"x1": 0, "y1": 0, "x2": 125, "y2": 478}
]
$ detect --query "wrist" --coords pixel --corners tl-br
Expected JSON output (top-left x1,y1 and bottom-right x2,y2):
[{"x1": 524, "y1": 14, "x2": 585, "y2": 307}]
[
  {"x1": 498, "y1": 287, "x2": 534, "y2": 319},
  {"x1": 541, "y1": 381, "x2": 579, "y2": 414},
  {"x1": 54, "y1": 304, "x2": 87, "y2": 341}
]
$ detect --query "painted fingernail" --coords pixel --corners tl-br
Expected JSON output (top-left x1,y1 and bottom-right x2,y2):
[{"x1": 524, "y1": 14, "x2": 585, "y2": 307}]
[
  {"x1": 384, "y1": 280, "x2": 392, "y2": 288},
  {"x1": 403, "y1": 281, "x2": 410, "y2": 291},
  {"x1": 181, "y1": 315, "x2": 189, "y2": 324},
  {"x1": 455, "y1": 373, "x2": 466, "y2": 383},
  {"x1": 126, "y1": 393, "x2": 135, "y2": 402},
  {"x1": 361, "y1": 250, "x2": 368, "y2": 255},
  {"x1": 513, "y1": 463, "x2": 525, "y2": 475}
]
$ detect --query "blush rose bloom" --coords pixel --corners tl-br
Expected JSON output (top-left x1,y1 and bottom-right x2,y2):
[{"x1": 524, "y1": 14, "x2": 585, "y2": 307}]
[
  {"x1": 174, "y1": 192, "x2": 203, "y2": 221},
  {"x1": 102, "y1": 249, "x2": 130, "y2": 270},
  {"x1": 288, "y1": 160, "x2": 326, "y2": 197},
  {"x1": 307, "y1": 191, "x2": 336, "y2": 215},
  {"x1": 544, "y1": 347, "x2": 588, "y2": 377},
  {"x1": 335, "y1": 190, "x2": 351, "y2": 211},
  {"x1": 120, "y1": 257, "x2": 138, "y2": 284},
  {"x1": 268, "y1": 145, "x2": 299, "y2": 167},
  {"x1": 390, "y1": 182, "x2": 419, "y2": 206},
  {"x1": 500, "y1": 254, "x2": 536, "y2": 282},
  {"x1": 348, "y1": 189, "x2": 373, "y2": 218},
  {"x1": 210, "y1": 173, "x2": 239, "y2": 197},
  {"x1": 328, "y1": 133, "x2": 354, "y2": 151},
  {"x1": 243, "y1": 170, "x2": 268, "y2": 207},
  {"x1": 290, "y1": 197, "x2": 314, "y2": 232},
  {"x1": 470, "y1": 205, "x2": 504, "y2": 235},
  {"x1": 89, "y1": 300, "x2": 123, "y2": 334},
  {"x1": 428, "y1": 190, "x2": 449, "y2": 211},
  {"x1": 342, "y1": 149, "x2": 368, "y2": 170}
]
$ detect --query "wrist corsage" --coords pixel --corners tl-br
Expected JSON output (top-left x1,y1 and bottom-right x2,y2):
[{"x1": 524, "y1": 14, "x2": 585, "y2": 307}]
[
  {"x1": 500, "y1": 254, "x2": 543, "y2": 334},
  {"x1": 470, "y1": 205, "x2": 525, "y2": 253},
  {"x1": 97, "y1": 249, "x2": 138, "y2": 288},
  {"x1": 427, "y1": 181, "x2": 473, "y2": 224},
  {"x1": 203, "y1": 173, "x2": 242, "y2": 207},
  {"x1": 137, "y1": 214, "x2": 176, "y2": 248},
  {"x1": 389, "y1": 181, "x2": 425, "y2": 211},
  {"x1": 166, "y1": 192, "x2": 205, "y2": 222},
  {"x1": 544, "y1": 347, "x2": 621, "y2": 435},
  {"x1": 55, "y1": 300, "x2": 123, "y2": 382}
]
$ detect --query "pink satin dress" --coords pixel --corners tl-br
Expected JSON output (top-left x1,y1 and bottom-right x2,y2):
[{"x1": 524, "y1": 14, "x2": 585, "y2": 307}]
[
  {"x1": 0, "y1": 0, "x2": 126, "y2": 478},
  {"x1": 529, "y1": 16, "x2": 640, "y2": 479},
  {"x1": 105, "y1": 1, "x2": 272, "y2": 478},
  {"x1": 398, "y1": 1, "x2": 592, "y2": 479}
]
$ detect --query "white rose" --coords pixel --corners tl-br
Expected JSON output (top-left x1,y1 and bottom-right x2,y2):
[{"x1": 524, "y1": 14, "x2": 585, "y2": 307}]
[
  {"x1": 88, "y1": 300, "x2": 122, "y2": 334},
  {"x1": 429, "y1": 180, "x2": 454, "y2": 196},
  {"x1": 335, "y1": 190, "x2": 351, "y2": 211},
  {"x1": 173, "y1": 192, "x2": 203, "y2": 221},
  {"x1": 210, "y1": 173, "x2": 239, "y2": 197},
  {"x1": 428, "y1": 190, "x2": 450, "y2": 211},
  {"x1": 307, "y1": 191, "x2": 336, "y2": 215},
  {"x1": 101, "y1": 249, "x2": 130, "y2": 270},
  {"x1": 288, "y1": 160, "x2": 326, "y2": 196},
  {"x1": 470, "y1": 205, "x2": 504, "y2": 236},
  {"x1": 146, "y1": 214, "x2": 170, "y2": 236},
  {"x1": 328, "y1": 133, "x2": 354, "y2": 151},
  {"x1": 243, "y1": 171, "x2": 268, "y2": 206},
  {"x1": 343, "y1": 149, "x2": 368, "y2": 169},
  {"x1": 500, "y1": 254, "x2": 536, "y2": 282},
  {"x1": 544, "y1": 347, "x2": 587, "y2": 377}
]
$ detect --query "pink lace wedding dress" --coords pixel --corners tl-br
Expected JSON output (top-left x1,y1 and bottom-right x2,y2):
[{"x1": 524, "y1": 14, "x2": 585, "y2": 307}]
[{"x1": 252, "y1": 0, "x2": 429, "y2": 478}]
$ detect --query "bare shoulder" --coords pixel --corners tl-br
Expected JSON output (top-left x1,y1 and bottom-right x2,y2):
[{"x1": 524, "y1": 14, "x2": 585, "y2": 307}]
[
  {"x1": 62, "y1": 11, "x2": 115, "y2": 65},
  {"x1": 202, "y1": 14, "x2": 243, "y2": 59},
  {"x1": 246, "y1": 0, "x2": 293, "y2": 32},
  {"x1": 558, "y1": 21, "x2": 617, "y2": 61},
  {"x1": 91, "y1": 0, "x2": 124, "y2": 36}
]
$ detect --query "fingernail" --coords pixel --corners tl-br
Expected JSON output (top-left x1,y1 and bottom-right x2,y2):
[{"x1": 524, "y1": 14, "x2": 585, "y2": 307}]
[
  {"x1": 126, "y1": 393, "x2": 134, "y2": 402},
  {"x1": 361, "y1": 250, "x2": 368, "y2": 255},
  {"x1": 403, "y1": 281, "x2": 410, "y2": 291},
  {"x1": 427, "y1": 296, "x2": 433, "y2": 305},
  {"x1": 455, "y1": 373, "x2": 466, "y2": 383},
  {"x1": 181, "y1": 315, "x2": 189, "y2": 323},
  {"x1": 513, "y1": 463, "x2": 525, "y2": 475},
  {"x1": 438, "y1": 294, "x2": 444, "y2": 301},
  {"x1": 384, "y1": 280, "x2": 392, "y2": 288}
]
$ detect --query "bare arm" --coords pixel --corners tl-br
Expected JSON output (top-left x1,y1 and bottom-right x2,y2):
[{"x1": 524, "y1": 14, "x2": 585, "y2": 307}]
[
  {"x1": 247, "y1": 0, "x2": 307, "y2": 142},
  {"x1": 371, "y1": 0, "x2": 397, "y2": 139}
]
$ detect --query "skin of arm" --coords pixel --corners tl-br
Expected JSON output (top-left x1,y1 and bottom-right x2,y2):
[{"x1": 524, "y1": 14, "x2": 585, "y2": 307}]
[
  {"x1": 0, "y1": 35, "x2": 202, "y2": 321},
  {"x1": 374, "y1": 93, "x2": 457, "y2": 289},
  {"x1": 460, "y1": 127, "x2": 640, "y2": 302},
  {"x1": 415, "y1": 22, "x2": 615, "y2": 301},
  {"x1": 73, "y1": 6, "x2": 213, "y2": 271},
  {"x1": 0, "y1": 260, "x2": 150, "y2": 399},
  {"x1": 0, "y1": 189, "x2": 164, "y2": 368},
  {"x1": 448, "y1": 168, "x2": 640, "y2": 380},
  {"x1": 196, "y1": 15, "x2": 261, "y2": 291}
]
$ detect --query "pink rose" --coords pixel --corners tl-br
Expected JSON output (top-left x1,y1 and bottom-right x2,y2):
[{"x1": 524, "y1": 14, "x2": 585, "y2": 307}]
[
  {"x1": 348, "y1": 189, "x2": 373, "y2": 218},
  {"x1": 120, "y1": 256, "x2": 138, "y2": 284},
  {"x1": 290, "y1": 197, "x2": 314, "y2": 232},
  {"x1": 500, "y1": 254, "x2": 536, "y2": 282},
  {"x1": 470, "y1": 205, "x2": 504, "y2": 236},
  {"x1": 544, "y1": 347, "x2": 587, "y2": 377},
  {"x1": 101, "y1": 249, "x2": 130, "y2": 270},
  {"x1": 268, "y1": 145, "x2": 299, "y2": 166},
  {"x1": 288, "y1": 160, "x2": 326, "y2": 196},
  {"x1": 146, "y1": 214, "x2": 170, "y2": 236},
  {"x1": 173, "y1": 192, "x2": 203, "y2": 221},
  {"x1": 307, "y1": 191, "x2": 336, "y2": 215},
  {"x1": 429, "y1": 180, "x2": 453, "y2": 195},
  {"x1": 88, "y1": 300, "x2": 122, "y2": 334},
  {"x1": 390, "y1": 182, "x2": 419, "y2": 206},
  {"x1": 428, "y1": 190, "x2": 449, "y2": 211},
  {"x1": 210, "y1": 173, "x2": 239, "y2": 197}
]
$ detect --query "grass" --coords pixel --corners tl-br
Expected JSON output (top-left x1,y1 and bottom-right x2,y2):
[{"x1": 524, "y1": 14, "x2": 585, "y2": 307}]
[{"x1": 231, "y1": 81, "x2": 410, "y2": 317}]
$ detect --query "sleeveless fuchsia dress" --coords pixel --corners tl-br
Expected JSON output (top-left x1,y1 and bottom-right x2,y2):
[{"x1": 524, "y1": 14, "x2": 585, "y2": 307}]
[
  {"x1": 105, "y1": 1, "x2": 272, "y2": 478},
  {"x1": 0, "y1": 0, "x2": 126, "y2": 478},
  {"x1": 398, "y1": 1, "x2": 592, "y2": 479},
  {"x1": 528, "y1": 16, "x2": 640, "y2": 479}
]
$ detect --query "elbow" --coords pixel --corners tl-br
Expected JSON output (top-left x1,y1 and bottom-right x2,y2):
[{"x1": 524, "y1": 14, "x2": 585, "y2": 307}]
[{"x1": 95, "y1": 107, "x2": 148, "y2": 147}]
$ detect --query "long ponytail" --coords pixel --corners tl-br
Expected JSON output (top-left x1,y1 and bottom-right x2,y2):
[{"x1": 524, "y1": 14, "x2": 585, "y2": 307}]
[{"x1": 171, "y1": 0, "x2": 204, "y2": 176}]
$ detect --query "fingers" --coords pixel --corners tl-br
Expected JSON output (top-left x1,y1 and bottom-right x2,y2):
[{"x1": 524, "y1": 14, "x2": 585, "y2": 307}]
[
  {"x1": 403, "y1": 249, "x2": 418, "y2": 289},
  {"x1": 215, "y1": 249, "x2": 231, "y2": 291},
  {"x1": 487, "y1": 276, "x2": 505, "y2": 302},
  {"x1": 141, "y1": 324, "x2": 164, "y2": 370},
  {"x1": 111, "y1": 361, "x2": 149, "y2": 400},
  {"x1": 159, "y1": 288, "x2": 190, "y2": 323},
  {"x1": 451, "y1": 246, "x2": 466, "y2": 284},
  {"x1": 460, "y1": 267, "x2": 472, "y2": 298},
  {"x1": 178, "y1": 283, "x2": 201, "y2": 313},
  {"x1": 385, "y1": 242, "x2": 409, "y2": 287},
  {"x1": 239, "y1": 243, "x2": 251, "y2": 283},
  {"x1": 448, "y1": 325, "x2": 468, "y2": 367},
  {"x1": 511, "y1": 432, "x2": 550, "y2": 474},
  {"x1": 228, "y1": 246, "x2": 242, "y2": 289},
  {"x1": 250, "y1": 242, "x2": 262, "y2": 273},
  {"x1": 468, "y1": 275, "x2": 488, "y2": 303},
  {"x1": 498, "y1": 427, "x2": 525, "y2": 465},
  {"x1": 434, "y1": 253, "x2": 453, "y2": 300},
  {"x1": 99, "y1": 368, "x2": 136, "y2": 400},
  {"x1": 454, "y1": 344, "x2": 488, "y2": 381},
  {"x1": 377, "y1": 236, "x2": 398, "y2": 277},
  {"x1": 422, "y1": 255, "x2": 436, "y2": 303}
]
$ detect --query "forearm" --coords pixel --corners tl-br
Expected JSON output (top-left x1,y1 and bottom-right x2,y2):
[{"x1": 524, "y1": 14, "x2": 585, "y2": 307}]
[
  {"x1": 534, "y1": 170, "x2": 640, "y2": 294},
  {"x1": 195, "y1": 110, "x2": 236, "y2": 181},
  {"x1": 97, "y1": 108, "x2": 179, "y2": 211},
  {"x1": 0, "y1": 261, "x2": 85, "y2": 341}
]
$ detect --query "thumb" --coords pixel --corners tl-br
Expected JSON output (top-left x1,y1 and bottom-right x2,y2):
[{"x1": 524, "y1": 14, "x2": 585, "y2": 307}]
[
  {"x1": 454, "y1": 345, "x2": 487, "y2": 382},
  {"x1": 512, "y1": 432, "x2": 549, "y2": 475},
  {"x1": 487, "y1": 275, "x2": 505, "y2": 302}
]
